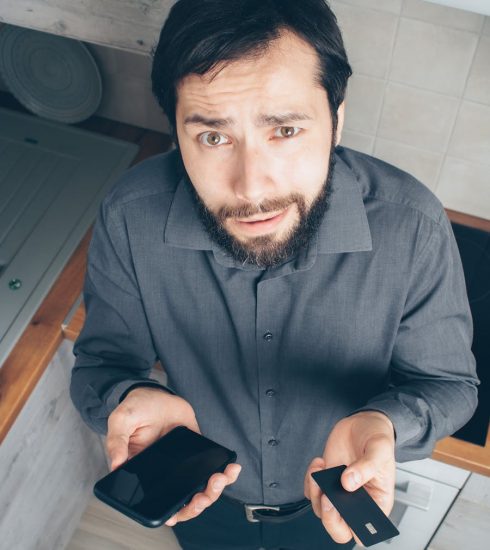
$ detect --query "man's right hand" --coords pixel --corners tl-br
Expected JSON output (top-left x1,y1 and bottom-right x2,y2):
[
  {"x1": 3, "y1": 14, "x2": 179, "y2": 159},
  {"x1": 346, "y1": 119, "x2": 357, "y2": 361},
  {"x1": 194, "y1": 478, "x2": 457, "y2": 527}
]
[
  {"x1": 107, "y1": 386, "x2": 200, "y2": 470},
  {"x1": 106, "y1": 386, "x2": 241, "y2": 527}
]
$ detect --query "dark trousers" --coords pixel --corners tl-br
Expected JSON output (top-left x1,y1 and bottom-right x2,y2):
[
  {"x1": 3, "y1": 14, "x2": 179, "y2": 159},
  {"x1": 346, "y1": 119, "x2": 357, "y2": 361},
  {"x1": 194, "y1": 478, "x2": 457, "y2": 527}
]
[{"x1": 172, "y1": 496, "x2": 356, "y2": 550}]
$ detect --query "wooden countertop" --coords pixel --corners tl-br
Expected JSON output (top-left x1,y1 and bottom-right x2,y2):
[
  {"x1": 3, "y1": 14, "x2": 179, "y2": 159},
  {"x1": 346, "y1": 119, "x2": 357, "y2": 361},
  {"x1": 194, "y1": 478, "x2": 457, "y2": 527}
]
[
  {"x1": 0, "y1": 113, "x2": 488, "y2": 473},
  {"x1": 1, "y1": 0, "x2": 173, "y2": 55}
]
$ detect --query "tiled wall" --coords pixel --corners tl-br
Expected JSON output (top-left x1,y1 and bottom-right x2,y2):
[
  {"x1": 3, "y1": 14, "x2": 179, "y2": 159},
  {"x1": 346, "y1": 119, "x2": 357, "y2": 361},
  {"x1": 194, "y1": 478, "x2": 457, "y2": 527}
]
[
  {"x1": 1, "y1": 1, "x2": 488, "y2": 218},
  {"x1": 332, "y1": 0, "x2": 490, "y2": 219}
]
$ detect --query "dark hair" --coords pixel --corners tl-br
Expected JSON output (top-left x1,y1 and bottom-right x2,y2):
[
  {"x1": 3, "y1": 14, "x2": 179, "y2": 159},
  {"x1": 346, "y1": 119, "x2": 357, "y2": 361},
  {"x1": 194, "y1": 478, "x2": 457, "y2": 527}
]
[{"x1": 151, "y1": 0, "x2": 352, "y2": 133}]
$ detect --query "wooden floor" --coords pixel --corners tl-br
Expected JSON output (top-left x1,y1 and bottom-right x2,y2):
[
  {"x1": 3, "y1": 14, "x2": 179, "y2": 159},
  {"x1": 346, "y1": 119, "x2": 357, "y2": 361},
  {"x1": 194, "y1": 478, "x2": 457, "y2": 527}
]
[{"x1": 66, "y1": 497, "x2": 182, "y2": 550}]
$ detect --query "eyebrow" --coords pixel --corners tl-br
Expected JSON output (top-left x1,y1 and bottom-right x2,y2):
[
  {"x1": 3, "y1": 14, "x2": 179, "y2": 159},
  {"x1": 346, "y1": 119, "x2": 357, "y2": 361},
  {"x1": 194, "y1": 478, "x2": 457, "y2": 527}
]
[{"x1": 183, "y1": 112, "x2": 313, "y2": 129}]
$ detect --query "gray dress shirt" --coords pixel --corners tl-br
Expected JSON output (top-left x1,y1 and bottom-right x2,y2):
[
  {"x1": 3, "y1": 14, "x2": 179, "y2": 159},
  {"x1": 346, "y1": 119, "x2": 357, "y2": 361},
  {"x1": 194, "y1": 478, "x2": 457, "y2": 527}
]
[{"x1": 70, "y1": 146, "x2": 479, "y2": 505}]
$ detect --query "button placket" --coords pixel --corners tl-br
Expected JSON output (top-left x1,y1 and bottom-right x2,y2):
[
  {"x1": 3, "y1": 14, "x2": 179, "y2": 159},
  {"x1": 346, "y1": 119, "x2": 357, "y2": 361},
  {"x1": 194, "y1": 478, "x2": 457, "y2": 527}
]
[{"x1": 256, "y1": 280, "x2": 282, "y2": 502}]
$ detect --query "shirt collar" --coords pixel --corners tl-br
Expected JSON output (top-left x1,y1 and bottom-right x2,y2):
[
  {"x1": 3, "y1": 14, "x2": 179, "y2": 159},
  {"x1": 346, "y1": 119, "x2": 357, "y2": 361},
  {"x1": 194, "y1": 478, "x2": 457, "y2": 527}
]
[
  {"x1": 164, "y1": 148, "x2": 372, "y2": 258},
  {"x1": 316, "y1": 151, "x2": 372, "y2": 254}
]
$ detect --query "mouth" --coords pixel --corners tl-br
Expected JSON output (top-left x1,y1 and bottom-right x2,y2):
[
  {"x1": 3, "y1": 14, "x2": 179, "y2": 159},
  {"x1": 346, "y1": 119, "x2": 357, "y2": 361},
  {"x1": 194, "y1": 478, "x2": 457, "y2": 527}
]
[{"x1": 232, "y1": 206, "x2": 291, "y2": 236}]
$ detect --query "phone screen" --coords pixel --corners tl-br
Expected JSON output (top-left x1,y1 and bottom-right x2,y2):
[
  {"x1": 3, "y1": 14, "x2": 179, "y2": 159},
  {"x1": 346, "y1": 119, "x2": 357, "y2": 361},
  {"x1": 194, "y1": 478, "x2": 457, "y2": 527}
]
[{"x1": 93, "y1": 426, "x2": 237, "y2": 527}]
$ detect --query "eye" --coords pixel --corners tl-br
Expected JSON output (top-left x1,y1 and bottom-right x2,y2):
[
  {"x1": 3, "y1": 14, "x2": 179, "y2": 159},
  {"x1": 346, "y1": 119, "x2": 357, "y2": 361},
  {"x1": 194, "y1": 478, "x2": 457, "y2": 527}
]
[
  {"x1": 274, "y1": 126, "x2": 301, "y2": 139},
  {"x1": 198, "y1": 131, "x2": 230, "y2": 147}
]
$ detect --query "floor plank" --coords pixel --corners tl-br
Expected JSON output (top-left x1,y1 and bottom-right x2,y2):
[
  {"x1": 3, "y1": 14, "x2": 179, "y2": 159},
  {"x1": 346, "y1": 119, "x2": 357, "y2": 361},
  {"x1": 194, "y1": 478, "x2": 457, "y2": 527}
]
[{"x1": 65, "y1": 497, "x2": 182, "y2": 550}]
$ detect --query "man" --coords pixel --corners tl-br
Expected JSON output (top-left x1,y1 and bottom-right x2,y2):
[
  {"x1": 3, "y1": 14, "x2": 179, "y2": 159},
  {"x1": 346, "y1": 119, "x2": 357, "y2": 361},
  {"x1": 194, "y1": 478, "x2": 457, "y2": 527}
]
[{"x1": 70, "y1": 1, "x2": 479, "y2": 549}]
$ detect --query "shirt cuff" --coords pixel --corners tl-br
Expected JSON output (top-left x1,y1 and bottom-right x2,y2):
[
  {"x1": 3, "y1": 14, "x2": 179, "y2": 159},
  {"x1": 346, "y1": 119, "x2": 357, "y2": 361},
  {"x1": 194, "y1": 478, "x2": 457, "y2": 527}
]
[
  {"x1": 350, "y1": 399, "x2": 424, "y2": 448},
  {"x1": 105, "y1": 379, "x2": 176, "y2": 410}
]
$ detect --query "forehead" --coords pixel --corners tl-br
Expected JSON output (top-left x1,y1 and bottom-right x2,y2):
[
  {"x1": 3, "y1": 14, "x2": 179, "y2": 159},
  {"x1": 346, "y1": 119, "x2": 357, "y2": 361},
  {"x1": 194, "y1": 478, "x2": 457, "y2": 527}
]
[{"x1": 176, "y1": 31, "x2": 325, "y2": 116}]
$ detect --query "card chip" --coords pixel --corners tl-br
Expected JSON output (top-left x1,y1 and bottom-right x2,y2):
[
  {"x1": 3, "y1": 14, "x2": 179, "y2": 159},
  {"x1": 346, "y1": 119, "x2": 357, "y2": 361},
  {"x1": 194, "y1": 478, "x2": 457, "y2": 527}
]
[{"x1": 365, "y1": 522, "x2": 377, "y2": 535}]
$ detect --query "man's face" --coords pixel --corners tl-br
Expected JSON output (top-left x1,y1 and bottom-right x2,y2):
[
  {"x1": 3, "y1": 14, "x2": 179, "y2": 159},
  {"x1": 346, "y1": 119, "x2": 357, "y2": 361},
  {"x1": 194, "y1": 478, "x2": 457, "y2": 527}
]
[{"x1": 175, "y1": 31, "x2": 344, "y2": 266}]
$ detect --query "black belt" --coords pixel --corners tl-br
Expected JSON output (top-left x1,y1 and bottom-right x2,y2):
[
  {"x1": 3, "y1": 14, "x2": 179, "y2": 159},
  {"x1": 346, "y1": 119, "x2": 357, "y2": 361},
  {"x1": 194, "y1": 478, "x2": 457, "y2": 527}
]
[{"x1": 224, "y1": 495, "x2": 312, "y2": 524}]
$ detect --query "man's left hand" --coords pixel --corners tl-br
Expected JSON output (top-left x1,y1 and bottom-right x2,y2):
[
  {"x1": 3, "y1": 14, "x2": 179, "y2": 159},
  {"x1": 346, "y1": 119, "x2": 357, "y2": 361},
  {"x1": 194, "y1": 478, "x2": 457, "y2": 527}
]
[{"x1": 304, "y1": 411, "x2": 396, "y2": 545}]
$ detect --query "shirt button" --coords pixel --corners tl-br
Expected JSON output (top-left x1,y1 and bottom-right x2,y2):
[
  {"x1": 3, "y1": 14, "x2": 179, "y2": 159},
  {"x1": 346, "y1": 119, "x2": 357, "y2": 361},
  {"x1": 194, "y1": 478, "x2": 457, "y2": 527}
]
[
  {"x1": 265, "y1": 389, "x2": 276, "y2": 397},
  {"x1": 263, "y1": 332, "x2": 273, "y2": 341},
  {"x1": 268, "y1": 438, "x2": 279, "y2": 446},
  {"x1": 269, "y1": 482, "x2": 279, "y2": 488}
]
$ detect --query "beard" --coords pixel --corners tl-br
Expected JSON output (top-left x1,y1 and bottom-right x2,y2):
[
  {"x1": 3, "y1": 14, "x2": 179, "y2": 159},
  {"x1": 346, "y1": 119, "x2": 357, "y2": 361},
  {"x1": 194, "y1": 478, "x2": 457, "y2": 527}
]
[{"x1": 191, "y1": 139, "x2": 337, "y2": 269}]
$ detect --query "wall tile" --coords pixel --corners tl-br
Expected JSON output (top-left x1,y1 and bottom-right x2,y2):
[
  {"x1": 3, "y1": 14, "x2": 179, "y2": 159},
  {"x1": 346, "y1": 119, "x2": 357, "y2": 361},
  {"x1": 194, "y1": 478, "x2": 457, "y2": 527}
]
[
  {"x1": 332, "y1": 3, "x2": 398, "y2": 77},
  {"x1": 465, "y1": 36, "x2": 490, "y2": 105},
  {"x1": 402, "y1": 0, "x2": 484, "y2": 32},
  {"x1": 448, "y1": 101, "x2": 490, "y2": 165},
  {"x1": 339, "y1": 130, "x2": 375, "y2": 155},
  {"x1": 436, "y1": 157, "x2": 490, "y2": 219},
  {"x1": 378, "y1": 83, "x2": 459, "y2": 152},
  {"x1": 390, "y1": 18, "x2": 478, "y2": 96},
  {"x1": 332, "y1": 0, "x2": 403, "y2": 14},
  {"x1": 374, "y1": 138, "x2": 443, "y2": 190},
  {"x1": 344, "y1": 75, "x2": 385, "y2": 134}
]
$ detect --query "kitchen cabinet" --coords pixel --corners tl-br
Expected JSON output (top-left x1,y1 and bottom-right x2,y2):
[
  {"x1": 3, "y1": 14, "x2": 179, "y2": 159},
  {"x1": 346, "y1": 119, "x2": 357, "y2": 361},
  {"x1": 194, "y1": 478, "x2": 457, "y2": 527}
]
[{"x1": 0, "y1": 340, "x2": 107, "y2": 550}]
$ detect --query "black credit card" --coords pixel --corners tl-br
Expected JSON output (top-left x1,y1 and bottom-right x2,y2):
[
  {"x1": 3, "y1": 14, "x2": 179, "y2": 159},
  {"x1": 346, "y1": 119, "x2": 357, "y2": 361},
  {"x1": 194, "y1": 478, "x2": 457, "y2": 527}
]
[{"x1": 311, "y1": 465, "x2": 399, "y2": 547}]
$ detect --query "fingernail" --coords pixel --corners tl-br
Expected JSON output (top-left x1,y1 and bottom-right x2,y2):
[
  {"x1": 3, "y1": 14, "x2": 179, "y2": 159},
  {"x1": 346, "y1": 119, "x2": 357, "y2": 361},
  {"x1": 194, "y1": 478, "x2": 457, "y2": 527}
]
[{"x1": 348, "y1": 471, "x2": 361, "y2": 489}]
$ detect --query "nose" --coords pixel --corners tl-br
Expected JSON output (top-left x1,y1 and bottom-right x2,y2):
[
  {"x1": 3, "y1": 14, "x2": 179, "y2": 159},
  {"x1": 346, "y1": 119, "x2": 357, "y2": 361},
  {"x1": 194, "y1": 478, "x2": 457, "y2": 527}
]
[{"x1": 233, "y1": 144, "x2": 275, "y2": 204}]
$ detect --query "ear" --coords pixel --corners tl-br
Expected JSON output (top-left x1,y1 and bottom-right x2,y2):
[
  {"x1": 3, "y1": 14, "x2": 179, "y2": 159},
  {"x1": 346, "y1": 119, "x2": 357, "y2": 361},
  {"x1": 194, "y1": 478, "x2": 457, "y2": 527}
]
[{"x1": 335, "y1": 101, "x2": 345, "y2": 146}]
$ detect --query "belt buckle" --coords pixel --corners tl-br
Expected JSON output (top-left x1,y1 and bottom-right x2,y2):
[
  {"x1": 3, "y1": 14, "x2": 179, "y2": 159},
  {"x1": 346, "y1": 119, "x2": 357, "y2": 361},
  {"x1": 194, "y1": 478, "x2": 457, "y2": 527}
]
[{"x1": 244, "y1": 504, "x2": 281, "y2": 523}]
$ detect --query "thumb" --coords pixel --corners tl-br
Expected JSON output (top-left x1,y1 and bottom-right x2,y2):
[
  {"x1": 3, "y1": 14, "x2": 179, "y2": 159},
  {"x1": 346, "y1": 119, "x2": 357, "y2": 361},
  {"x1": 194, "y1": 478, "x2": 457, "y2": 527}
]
[
  {"x1": 187, "y1": 415, "x2": 202, "y2": 435},
  {"x1": 106, "y1": 433, "x2": 130, "y2": 471},
  {"x1": 342, "y1": 436, "x2": 393, "y2": 492}
]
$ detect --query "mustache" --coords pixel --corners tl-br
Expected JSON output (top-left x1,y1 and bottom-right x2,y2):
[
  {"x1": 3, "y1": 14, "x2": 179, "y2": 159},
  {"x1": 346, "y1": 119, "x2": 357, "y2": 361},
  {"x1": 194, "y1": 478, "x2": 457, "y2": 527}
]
[{"x1": 216, "y1": 193, "x2": 305, "y2": 222}]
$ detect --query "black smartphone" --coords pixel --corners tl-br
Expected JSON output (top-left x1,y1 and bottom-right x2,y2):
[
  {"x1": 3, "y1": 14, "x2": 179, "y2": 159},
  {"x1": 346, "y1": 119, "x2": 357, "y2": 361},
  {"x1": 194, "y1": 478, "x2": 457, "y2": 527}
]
[{"x1": 93, "y1": 426, "x2": 237, "y2": 528}]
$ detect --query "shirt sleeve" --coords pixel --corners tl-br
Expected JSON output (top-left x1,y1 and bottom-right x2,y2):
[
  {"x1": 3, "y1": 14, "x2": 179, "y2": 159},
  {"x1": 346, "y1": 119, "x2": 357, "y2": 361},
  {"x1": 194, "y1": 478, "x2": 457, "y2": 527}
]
[
  {"x1": 354, "y1": 211, "x2": 479, "y2": 462},
  {"x1": 70, "y1": 200, "x2": 174, "y2": 435}
]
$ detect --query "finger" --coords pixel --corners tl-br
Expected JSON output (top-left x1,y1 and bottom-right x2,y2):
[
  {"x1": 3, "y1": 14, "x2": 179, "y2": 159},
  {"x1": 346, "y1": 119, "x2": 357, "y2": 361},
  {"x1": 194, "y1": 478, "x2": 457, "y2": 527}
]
[
  {"x1": 165, "y1": 492, "x2": 214, "y2": 526},
  {"x1": 106, "y1": 420, "x2": 131, "y2": 471},
  {"x1": 185, "y1": 415, "x2": 202, "y2": 435},
  {"x1": 165, "y1": 475, "x2": 230, "y2": 526},
  {"x1": 106, "y1": 406, "x2": 140, "y2": 470},
  {"x1": 341, "y1": 436, "x2": 394, "y2": 488},
  {"x1": 341, "y1": 439, "x2": 395, "y2": 513},
  {"x1": 320, "y1": 494, "x2": 354, "y2": 545},
  {"x1": 201, "y1": 466, "x2": 241, "y2": 503},
  {"x1": 224, "y1": 463, "x2": 242, "y2": 483},
  {"x1": 107, "y1": 438, "x2": 129, "y2": 470},
  {"x1": 304, "y1": 457, "x2": 326, "y2": 519},
  {"x1": 165, "y1": 465, "x2": 242, "y2": 526}
]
